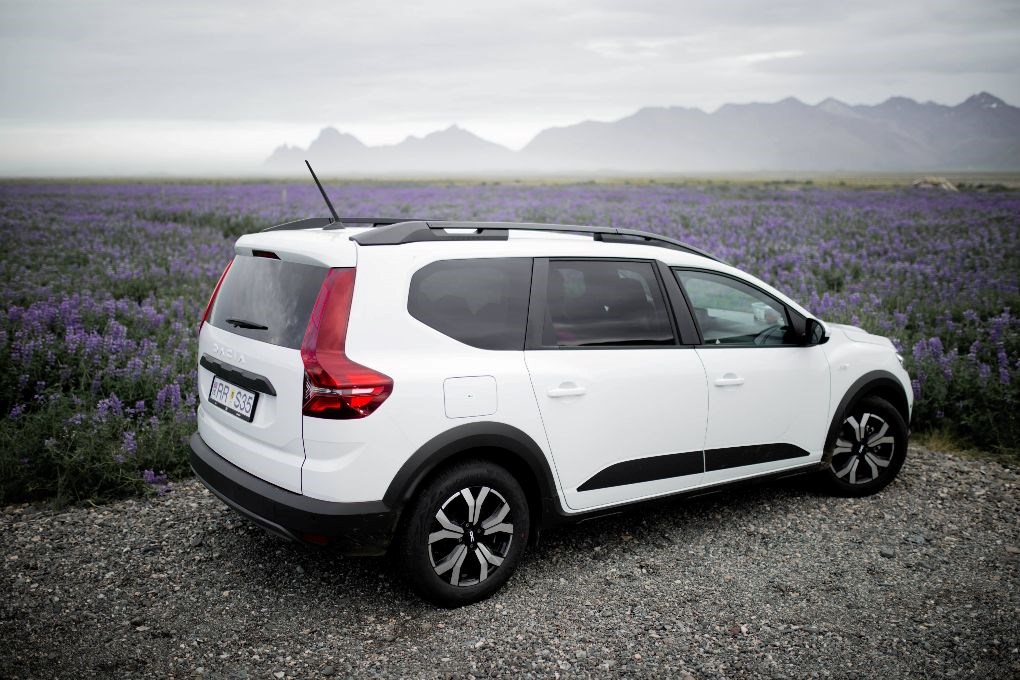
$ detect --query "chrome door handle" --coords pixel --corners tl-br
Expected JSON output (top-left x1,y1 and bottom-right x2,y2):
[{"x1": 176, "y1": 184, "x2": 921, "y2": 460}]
[
  {"x1": 547, "y1": 384, "x2": 587, "y2": 398},
  {"x1": 713, "y1": 374, "x2": 745, "y2": 387}
]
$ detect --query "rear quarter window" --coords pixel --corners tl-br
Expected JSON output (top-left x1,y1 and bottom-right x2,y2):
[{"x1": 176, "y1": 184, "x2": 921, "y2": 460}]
[{"x1": 408, "y1": 258, "x2": 533, "y2": 350}]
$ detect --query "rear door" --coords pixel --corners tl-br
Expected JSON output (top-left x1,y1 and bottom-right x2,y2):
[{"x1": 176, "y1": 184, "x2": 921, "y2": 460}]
[
  {"x1": 197, "y1": 253, "x2": 328, "y2": 492},
  {"x1": 524, "y1": 258, "x2": 709, "y2": 511}
]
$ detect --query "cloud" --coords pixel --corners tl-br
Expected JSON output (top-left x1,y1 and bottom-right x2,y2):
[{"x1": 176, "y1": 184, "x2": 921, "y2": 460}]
[
  {"x1": 583, "y1": 37, "x2": 683, "y2": 60},
  {"x1": 735, "y1": 50, "x2": 806, "y2": 64}
]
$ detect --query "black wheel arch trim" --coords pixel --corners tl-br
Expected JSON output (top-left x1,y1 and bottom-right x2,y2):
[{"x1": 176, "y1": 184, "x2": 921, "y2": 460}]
[
  {"x1": 824, "y1": 370, "x2": 911, "y2": 452},
  {"x1": 383, "y1": 422, "x2": 560, "y2": 513}
]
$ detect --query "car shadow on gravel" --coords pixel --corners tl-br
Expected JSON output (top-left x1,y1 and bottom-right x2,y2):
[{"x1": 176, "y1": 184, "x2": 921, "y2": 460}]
[{"x1": 205, "y1": 471, "x2": 819, "y2": 608}]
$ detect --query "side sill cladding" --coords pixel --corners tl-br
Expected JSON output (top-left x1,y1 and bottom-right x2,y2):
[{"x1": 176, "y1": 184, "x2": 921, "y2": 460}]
[
  {"x1": 382, "y1": 422, "x2": 560, "y2": 513},
  {"x1": 824, "y1": 370, "x2": 911, "y2": 452}
]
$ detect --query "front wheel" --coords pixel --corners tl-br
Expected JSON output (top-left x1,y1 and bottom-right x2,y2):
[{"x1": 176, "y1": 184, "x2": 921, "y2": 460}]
[
  {"x1": 395, "y1": 460, "x2": 529, "y2": 607},
  {"x1": 819, "y1": 396, "x2": 908, "y2": 496}
]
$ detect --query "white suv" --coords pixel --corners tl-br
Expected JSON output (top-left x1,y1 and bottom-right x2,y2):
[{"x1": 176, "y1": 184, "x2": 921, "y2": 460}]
[{"x1": 190, "y1": 215, "x2": 912, "y2": 607}]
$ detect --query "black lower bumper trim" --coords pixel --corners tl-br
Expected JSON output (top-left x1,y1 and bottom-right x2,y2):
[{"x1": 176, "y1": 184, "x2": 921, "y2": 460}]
[{"x1": 188, "y1": 432, "x2": 398, "y2": 556}]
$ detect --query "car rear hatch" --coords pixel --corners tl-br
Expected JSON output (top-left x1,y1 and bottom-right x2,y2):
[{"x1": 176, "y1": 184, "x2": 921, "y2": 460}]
[{"x1": 196, "y1": 234, "x2": 356, "y2": 492}]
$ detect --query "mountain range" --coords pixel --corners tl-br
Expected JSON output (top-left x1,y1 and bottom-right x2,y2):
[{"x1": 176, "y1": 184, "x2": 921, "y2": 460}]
[{"x1": 265, "y1": 92, "x2": 1020, "y2": 174}]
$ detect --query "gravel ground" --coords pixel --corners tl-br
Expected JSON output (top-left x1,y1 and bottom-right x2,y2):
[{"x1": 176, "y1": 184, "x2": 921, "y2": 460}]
[{"x1": 3, "y1": 445, "x2": 1018, "y2": 679}]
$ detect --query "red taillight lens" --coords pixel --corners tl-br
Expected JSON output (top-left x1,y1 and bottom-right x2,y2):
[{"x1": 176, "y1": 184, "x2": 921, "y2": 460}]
[
  {"x1": 300, "y1": 268, "x2": 392, "y2": 419},
  {"x1": 200, "y1": 258, "x2": 234, "y2": 334}
]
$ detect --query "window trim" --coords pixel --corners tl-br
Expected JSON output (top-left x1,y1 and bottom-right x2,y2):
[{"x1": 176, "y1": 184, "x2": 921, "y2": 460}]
[
  {"x1": 525, "y1": 257, "x2": 683, "y2": 351},
  {"x1": 672, "y1": 267, "x2": 807, "y2": 349}
]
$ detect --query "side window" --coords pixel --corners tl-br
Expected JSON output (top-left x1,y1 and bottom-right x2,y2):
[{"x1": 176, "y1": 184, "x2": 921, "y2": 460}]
[
  {"x1": 675, "y1": 270, "x2": 795, "y2": 346},
  {"x1": 543, "y1": 260, "x2": 675, "y2": 347},
  {"x1": 408, "y1": 258, "x2": 532, "y2": 350}
]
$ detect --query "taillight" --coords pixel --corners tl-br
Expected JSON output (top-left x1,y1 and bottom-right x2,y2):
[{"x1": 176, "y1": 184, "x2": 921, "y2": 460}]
[
  {"x1": 300, "y1": 268, "x2": 392, "y2": 419},
  {"x1": 200, "y1": 258, "x2": 234, "y2": 334}
]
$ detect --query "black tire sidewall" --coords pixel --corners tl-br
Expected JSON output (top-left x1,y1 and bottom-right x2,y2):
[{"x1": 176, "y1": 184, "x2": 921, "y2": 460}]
[
  {"x1": 822, "y1": 396, "x2": 908, "y2": 497},
  {"x1": 396, "y1": 460, "x2": 530, "y2": 607}
]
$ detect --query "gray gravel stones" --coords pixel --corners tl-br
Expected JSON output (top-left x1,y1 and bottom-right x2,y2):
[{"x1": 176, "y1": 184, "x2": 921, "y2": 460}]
[{"x1": 2, "y1": 445, "x2": 1018, "y2": 678}]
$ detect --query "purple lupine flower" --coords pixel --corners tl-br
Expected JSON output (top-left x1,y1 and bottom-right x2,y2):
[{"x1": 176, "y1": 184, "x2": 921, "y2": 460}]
[{"x1": 121, "y1": 430, "x2": 137, "y2": 457}]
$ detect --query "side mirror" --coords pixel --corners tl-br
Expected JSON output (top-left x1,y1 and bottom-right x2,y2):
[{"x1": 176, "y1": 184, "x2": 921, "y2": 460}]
[{"x1": 803, "y1": 318, "x2": 827, "y2": 346}]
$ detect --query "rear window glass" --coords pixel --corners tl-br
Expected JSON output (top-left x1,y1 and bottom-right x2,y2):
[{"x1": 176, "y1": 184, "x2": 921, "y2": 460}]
[
  {"x1": 408, "y1": 258, "x2": 533, "y2": 350},
  {"x1": 208, "y1": 255, "x2": 327, "y2": 349},
  {"x1": 543, "y1": 260, "x2": 675, "y2": 347}
]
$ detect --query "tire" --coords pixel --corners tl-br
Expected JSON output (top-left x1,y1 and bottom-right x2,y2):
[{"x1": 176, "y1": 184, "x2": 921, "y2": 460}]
[
  {"x1": 395, "y1": 459, "x2": 530, "y2": 607},
  {"x1": 820, "y1": 396, "x2": 908, "y2": 497}
]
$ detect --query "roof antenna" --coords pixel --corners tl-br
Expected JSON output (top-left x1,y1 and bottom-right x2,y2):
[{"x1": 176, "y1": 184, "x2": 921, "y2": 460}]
[{"x1": 304, "y1": 160, "x2": 342, "y2": 226}]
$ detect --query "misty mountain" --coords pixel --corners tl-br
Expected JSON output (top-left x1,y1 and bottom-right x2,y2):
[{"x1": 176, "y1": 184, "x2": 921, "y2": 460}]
[
  {"x1": 267, "y1": 124, "x2": 519, "y2": 174},
  {"x1": 265, "y1": 93, "x2": 1020, "y2": 174}
]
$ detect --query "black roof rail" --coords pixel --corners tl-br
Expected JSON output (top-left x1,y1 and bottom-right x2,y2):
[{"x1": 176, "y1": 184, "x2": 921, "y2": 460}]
[
  {"x1": 262, "y1": 217, "x2": 423, "y2": 232},
  {"x1": 350, "y1": 220, "x2": 724, "y2": 263}
]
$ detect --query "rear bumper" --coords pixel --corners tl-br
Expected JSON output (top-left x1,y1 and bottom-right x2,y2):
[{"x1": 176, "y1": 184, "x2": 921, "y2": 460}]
[{"x1": 188, "y1": 432, "x2": 398, "y2": 556}]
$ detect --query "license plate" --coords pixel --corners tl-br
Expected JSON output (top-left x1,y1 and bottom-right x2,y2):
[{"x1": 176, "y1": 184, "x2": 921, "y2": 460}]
[{"x1": 208, "y1": 375, "x2": 259, "y2": 422}]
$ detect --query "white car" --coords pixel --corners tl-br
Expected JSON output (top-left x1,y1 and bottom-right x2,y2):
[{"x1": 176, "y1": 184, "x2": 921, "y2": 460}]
[{"x1": 190, "y1": 212, "x2": 912, "y2": 607}]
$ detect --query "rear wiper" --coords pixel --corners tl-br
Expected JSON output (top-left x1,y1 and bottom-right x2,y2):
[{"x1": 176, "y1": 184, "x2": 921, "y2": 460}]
[{"x1": 225, "y1": 318, "x2": 269, "y2": 330}]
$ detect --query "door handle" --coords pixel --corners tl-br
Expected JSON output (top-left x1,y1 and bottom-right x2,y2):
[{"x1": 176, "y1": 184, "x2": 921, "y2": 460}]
[
  {"x1": 713, "y1": 373, "x2": 745, "y2": 387},
  {"x1": 547, "y1": 383, "x2": 587, "y2": 398}
]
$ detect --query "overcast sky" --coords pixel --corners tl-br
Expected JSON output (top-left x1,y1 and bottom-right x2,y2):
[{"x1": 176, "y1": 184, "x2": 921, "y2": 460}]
[{"x1": 1, "y1": 0, "x2": 1018, "y2": 175}]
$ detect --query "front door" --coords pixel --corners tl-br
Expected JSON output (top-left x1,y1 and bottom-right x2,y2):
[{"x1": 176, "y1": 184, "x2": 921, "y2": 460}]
[
  {"x1": 674, "y1": 268, "x2": 830, "y2": 483},
  {"x1": 525, "y1": 259, "x2": 709, "y2": 511}
]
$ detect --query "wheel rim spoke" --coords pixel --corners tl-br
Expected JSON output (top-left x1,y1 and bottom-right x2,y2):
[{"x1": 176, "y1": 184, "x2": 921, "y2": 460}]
[
  {"x1": 845, "y1": 415, "x2": 864, "y2": 443},
  {"x1": 477, "y1": 542, "x2": 504, "y2": 567},
  {"x1": 833, "y1": 437, "x2": 853, "y2": 455},
  {"x1": 470, "y1": 486, "x2": 490, "y2": 524},
  {"x1": 434, "y1": 544, "x2": 467, "y2": 576},
  {"x1": 848, "y1": 458, "x2": 860, "y2": 484},
  {"x1": 867, "y1": 422, "x2": 889, "y2": 446},
  {"x1": 863, "y1": 454, "x2": 879, "y2": 479},
  {"x1": 865, "y1": 451, "x2": 889, "y2": 470},
  {"x1": 429, "y1": 529, "x2": 463, "y2": 544},
  {"x1": 870, "y1": 436, "x2": 895, "y2": 447},
  {"x1": 474, "y1": 548, "x2": 489, "y2": 582},
  {"x1": 435, "y1": 509, "x2": 461, "y2": 534},
  {"x1": 834, "y1": 457, "x2": 856, "y2": 478},
  {"x1": 481, "y1": 500, "x2": 511, "y2": 530},
  {"x1": 483, "y1": 522, "x2": 513, "y2": 536},
  {"x1": 449, "y1": 545, "x2": 469, "y2": 586}
]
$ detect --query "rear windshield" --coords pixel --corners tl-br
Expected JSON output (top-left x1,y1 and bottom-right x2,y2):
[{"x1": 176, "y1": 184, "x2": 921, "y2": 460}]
[{"x1": 208, "y1": 255, "x2": 327, "y2": 349}]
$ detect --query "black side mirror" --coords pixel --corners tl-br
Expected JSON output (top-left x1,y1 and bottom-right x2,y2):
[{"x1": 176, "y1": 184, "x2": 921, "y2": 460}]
[{"x1": 803, "y1": 318, "x2": 827, "y2": 346}]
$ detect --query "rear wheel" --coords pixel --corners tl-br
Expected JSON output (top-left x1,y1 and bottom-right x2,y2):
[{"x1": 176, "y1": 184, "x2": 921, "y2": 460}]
[
  {"x1": 820, "y1": 396, "x2": 908, "y2": 496},
  {"x1": 395, "y1": 460, "x2": 529, "y2": 607}
]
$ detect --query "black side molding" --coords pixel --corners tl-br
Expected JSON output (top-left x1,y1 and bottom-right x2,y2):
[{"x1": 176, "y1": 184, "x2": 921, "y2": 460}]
[
  {"x1": 200, "y1": 354, "x2": 277, "y2": 396},
  {"x1": 575, "y1": 443, "x2": 811, "y2": 491},
  {"x1": 578, "y1": 450, "x2": 703, "y2": 491},
  {"x1": 704, "y1": 443, "x2": 810, "y2": 472}
]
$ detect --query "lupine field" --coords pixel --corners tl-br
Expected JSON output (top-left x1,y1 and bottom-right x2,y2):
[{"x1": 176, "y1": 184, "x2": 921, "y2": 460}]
[{"x1": 0, "y1": 180, "x2": 1017, "y2": 504}]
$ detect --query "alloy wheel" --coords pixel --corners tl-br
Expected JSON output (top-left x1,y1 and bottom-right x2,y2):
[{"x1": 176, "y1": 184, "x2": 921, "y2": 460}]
[
  {"x1": 830, "y1": 412, "x2": 896, "y2": 485},
  {"x1": 427, "y1": 486, "x2": 514, "y2": 587}
]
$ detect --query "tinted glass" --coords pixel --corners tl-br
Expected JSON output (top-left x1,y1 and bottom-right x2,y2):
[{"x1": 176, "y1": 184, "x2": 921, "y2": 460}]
[
  {"x1": 675, "y1": 270, "x2": 795, "y2": 346},
  {"x1": 408, "y1": 258, "x2": 533, "y2": 350},
  {"x1": 208, "y1": 256, "x2": 327, "y2": 349},
  {"x1": 543, "y1": 261, "x2": 675, "y2": 347}
]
